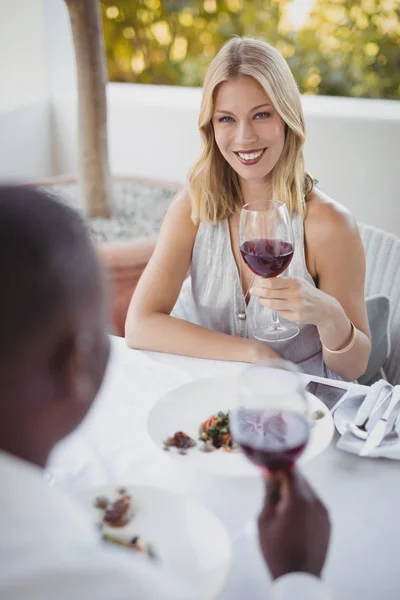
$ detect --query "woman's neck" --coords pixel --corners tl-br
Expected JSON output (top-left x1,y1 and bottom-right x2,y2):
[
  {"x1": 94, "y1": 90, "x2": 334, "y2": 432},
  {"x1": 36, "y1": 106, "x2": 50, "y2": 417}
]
[{"x1": 239, "y1": 177, "x2": 272, "y2": 205}]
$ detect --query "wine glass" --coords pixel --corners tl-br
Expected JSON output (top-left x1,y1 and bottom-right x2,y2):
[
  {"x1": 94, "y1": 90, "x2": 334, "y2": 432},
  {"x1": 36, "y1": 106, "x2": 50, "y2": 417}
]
[
  {"x1": 230, "y1": 359, "x2": 310, "y2": 474},
  {"x1": 239, "y1": 200, "x2": 299, "y2": 342}
]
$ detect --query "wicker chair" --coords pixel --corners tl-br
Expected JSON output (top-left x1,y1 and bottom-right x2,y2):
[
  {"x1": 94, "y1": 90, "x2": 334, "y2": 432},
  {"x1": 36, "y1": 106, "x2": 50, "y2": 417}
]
[{"x1": 358, "y1": 222, "x2": 400, "y2": 386}]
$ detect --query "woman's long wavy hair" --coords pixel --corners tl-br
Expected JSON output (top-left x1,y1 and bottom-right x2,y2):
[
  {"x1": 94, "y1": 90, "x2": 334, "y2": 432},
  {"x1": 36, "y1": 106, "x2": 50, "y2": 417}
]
[{"x1": 189, "y1": 37, "x2": 314, "y2": 224}]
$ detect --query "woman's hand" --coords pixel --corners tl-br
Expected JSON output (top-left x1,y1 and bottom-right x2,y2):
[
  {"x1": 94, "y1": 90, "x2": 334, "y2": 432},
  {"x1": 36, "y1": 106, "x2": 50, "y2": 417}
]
[{"x1": 250, "y1": 276, "x2": 340, "y2": 328}]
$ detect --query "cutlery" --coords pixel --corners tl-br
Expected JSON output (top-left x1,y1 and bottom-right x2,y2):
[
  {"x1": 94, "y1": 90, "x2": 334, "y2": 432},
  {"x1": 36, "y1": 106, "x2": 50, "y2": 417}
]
[
  {"x1": 359, "y1": 386, "x2": 400, "y2": 456},
  {"x1": 348, "y1": 387, "x2": 392, "y2": 440}
]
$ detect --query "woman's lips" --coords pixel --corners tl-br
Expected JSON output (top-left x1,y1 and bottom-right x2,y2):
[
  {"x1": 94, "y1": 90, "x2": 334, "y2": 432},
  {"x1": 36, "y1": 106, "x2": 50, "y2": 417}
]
[{"x1": 234, "y1": 148, "x2": 267, "y2": 166}]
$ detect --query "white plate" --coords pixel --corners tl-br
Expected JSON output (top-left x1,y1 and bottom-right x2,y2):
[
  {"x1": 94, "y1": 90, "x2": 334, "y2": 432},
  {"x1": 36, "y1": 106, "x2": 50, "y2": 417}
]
[
  {"x1": 147, "y1": 376, "x2": 334, "y2": 477},
  {"x1": 77, "y1": 484, "x2": 231, "y2": 600}
]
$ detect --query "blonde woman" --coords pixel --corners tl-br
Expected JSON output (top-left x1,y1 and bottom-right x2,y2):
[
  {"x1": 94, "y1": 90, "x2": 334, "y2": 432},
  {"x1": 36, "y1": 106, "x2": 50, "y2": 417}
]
[{"x1": 126, "y1": 37, "x2": 371, "y2": 382}]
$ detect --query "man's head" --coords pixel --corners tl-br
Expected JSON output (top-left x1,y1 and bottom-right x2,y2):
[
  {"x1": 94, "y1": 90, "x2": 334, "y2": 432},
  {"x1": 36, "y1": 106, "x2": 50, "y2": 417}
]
[{"x1": 0, "y1": 185, "x2": 110, "y2": 466}]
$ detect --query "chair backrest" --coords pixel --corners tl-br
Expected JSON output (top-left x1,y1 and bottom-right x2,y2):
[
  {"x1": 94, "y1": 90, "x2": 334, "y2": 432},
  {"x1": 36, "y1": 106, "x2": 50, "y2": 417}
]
[{"x1": 359, "y1": 222, "x2": 400, "y2": 385}]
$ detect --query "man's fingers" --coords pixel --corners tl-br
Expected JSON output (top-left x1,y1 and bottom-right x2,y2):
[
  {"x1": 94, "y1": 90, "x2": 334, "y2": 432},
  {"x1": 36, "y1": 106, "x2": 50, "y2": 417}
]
[
  {"x1": 260, "y1": 473, "x2": 283, "y2": 521},
  {"x1": 266, "y1": 476, "x2": 282, "y2": 505},
  {"x1": 280, "y1": 469, "x2": 317, "y2": 508}
]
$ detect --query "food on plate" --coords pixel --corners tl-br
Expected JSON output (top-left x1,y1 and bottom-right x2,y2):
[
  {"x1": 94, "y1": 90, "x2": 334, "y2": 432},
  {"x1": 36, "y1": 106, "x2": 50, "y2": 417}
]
[
  {"x1": 94, "y1": 488, "x2": 133, "y2": 527},
  {"x1": 163, "y1": 431, "x2": 197, "y2": 454},
  {"x1": 94, "y1": 489, "x2": 158, "y2": 560},
  {"x1": 94, "y1": 496, "x2": 109, "y2": 510},
  {"x1": 102, "y1": 533, "x2": 158, "y2": 560},
  {"x1": 162, "y1": 412, "x2": 239, "y2": 454},
  {"x1": 313, "y1": 410, "x2": 325, "y2": 421},
  {"x1": 104, "y1": 494, "x2": 132, "y2": 527},
  {"x1": 199, "y1": 411, "x2": 237, "y2": 452}
]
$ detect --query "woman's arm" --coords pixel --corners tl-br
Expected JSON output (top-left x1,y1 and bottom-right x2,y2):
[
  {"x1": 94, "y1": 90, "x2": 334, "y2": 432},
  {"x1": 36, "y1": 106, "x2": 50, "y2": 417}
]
[
  {"x1": 125, "y1": 193, "x2": 278, "y2": 363},
  {"x1": 250, "y1": 191, "x2": 371, "y2": 381},
  {"x1": 305, "y1": 195, "x2": 371, "y2": 381}
]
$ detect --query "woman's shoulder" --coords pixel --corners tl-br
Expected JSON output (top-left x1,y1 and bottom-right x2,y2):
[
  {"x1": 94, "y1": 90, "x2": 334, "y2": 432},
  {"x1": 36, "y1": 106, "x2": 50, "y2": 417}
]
[
  {"x1": 164, "y1": 188, "x2": 198, "y2": 230},
  {"x1": 155, "y1": 188, "x2": 199, "y2": 257},
  {"x1": 168, "y1": 187, "x2": 193, "y2": 214},
  {"x1": 303, "y1": 188, "x2": 362, "y2": 277},
  {"x1": 304, "y1": 187, "x2": 359, "y2": 244}
]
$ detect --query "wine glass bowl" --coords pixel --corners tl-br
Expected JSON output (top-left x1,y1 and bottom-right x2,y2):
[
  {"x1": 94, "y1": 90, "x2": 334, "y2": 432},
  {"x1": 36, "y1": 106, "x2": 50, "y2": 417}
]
[
  {"x1": 240, "y1": 238, "x2": 294, "y2": 278},
  {"x1": 239, "y1": 200, "x2": 299, "y2": 342},
  {"x1": 230, "y1": 360, "x2": 310, "y2": 473}
]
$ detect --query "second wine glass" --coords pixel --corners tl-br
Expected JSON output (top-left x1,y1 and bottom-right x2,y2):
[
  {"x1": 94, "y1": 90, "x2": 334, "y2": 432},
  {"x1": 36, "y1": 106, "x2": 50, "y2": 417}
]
[
  {"x1": 230, "y1": 359, "x2": 310, "y2": 474},
  {"x1": 239, "y1": 200, "x2": 299, "y2": 342}
]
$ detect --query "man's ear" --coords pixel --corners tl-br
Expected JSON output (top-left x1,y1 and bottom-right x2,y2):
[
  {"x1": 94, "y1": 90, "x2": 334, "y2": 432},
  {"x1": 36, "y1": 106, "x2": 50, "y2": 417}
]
[
  {"x1": 71, "y1": 332, "x2": 98, "y2": 407},
  {"x1": 49, "y1": 334, "x2": 76, "y2": 387},
  {"x1": 49, "y1": 332, "x2": 94, "y2": 406}
]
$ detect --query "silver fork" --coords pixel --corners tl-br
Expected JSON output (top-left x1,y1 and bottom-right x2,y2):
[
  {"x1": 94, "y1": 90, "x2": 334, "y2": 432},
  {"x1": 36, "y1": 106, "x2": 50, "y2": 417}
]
[
  {"x1": 348, "y1": 389, "x2": 392, "y2": 440},
  {"x1": 349, "y1": 392, "x2": 400, "y2": 442}
]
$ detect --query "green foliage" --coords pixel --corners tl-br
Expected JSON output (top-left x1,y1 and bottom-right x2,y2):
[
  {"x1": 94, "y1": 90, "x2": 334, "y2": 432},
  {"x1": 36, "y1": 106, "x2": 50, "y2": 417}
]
[{"x1": 100, "y1": 0, "x2": 400, "y2": 99}]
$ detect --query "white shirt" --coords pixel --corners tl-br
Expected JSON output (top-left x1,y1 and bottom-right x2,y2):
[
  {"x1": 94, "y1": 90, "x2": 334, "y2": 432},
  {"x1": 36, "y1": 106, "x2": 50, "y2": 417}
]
[{"x1": 0, "y1": 451, "x2": 331, "y2": 600}]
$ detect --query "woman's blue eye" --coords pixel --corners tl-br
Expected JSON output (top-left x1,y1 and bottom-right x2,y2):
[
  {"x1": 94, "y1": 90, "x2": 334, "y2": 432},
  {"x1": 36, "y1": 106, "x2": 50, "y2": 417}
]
[
  {"x1": 218, "y1": 116, "x2": 234, "y2": 123},
  {"x1": 254, "y1": 112, "x2": 270, "y2": 120}
]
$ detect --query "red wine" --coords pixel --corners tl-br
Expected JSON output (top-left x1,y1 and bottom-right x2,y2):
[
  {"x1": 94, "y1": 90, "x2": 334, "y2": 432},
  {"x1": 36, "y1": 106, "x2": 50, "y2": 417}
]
[
  {"x1": 240, "y1": 238, "x2": 294, "y2": 278},
  {"x1": 230, "y1": 409, "x2": 309, "y2": 472}
]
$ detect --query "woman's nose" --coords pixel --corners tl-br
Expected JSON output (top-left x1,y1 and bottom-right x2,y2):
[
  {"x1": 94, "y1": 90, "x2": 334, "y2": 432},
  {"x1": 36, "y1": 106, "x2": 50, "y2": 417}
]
[{"x1": 236, "y1": 121, "x2": 257, "y2": 145}]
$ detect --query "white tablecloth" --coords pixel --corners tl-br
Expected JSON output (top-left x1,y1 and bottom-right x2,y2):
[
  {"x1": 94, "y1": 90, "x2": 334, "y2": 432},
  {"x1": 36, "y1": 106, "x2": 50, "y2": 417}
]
[{"x1": 48, "y1": 336, "x2": 400, "y2": 600}]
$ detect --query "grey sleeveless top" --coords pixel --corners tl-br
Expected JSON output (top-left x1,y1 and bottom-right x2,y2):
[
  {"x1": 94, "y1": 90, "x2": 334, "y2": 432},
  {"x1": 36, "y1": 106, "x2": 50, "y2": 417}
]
[{"x1": 171, "y1": 213, "x2": 341, "y2": 380}]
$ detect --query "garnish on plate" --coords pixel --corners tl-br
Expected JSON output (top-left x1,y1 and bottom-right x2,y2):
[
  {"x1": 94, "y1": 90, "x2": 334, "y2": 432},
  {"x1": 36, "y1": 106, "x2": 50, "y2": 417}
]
[
  {"x1": 199, "y1": 411, "x2": 238, "y2": 452},
  {"x1": 102, "y1": 533, "x2": 158, "y2": 560},
  {"x1": 313, "y1": 410, "x2": 325, "y2": 421},
  {"x1": 163, "y1": 431, "x2": 196, "y2": 454},
  {"x1": 94, "y1": 488, "x2": 133, "y2": 528},
  {"x1": 162, "y1": 412, "x2": 239, "y2": 455},
  {"x1": 94, "y1": 489, "x2": 158, "y2": 561}
]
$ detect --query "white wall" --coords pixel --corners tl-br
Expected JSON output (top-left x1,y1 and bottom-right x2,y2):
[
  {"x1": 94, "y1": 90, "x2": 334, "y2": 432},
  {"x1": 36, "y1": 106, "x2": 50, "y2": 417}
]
[
  {"x1": 0, "y1": 102, "x2": 52, "y2": 179},
  {"x1": 43, "y1": 0, "x2": 79, "y2": 174},
  {"x1": 0, "y1": 0, "x2": 47, "y2": 110},
  {"x1": 108, "y1": 85, "x2": 200, "y2": 184},
  {"x1": 302, "y1": 96, "x2": 400, "y2": 234},
  {"x1": 51, "y1": 82, "x2": 400, "y2": 235},
  {"x1": 0, "y1": 0, "x2": 53, "y2": 178}
]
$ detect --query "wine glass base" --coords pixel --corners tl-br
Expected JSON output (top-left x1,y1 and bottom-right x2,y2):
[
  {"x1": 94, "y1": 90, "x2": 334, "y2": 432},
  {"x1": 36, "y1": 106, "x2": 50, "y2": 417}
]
[{"x1": 253, "y1": 322, "x2": 300, "y2": 342}]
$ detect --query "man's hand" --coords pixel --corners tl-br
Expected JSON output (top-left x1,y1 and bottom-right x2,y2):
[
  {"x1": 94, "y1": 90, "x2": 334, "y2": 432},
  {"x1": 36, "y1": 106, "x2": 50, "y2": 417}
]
[{"x1": 258, "y1": 469, "x2": 331, "y2": 580}]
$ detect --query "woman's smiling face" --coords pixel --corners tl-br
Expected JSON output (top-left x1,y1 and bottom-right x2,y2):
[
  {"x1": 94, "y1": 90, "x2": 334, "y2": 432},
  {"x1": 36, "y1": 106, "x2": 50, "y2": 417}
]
[{"x1": 212, "y1": 75, "x2": 286, "y2": 182}]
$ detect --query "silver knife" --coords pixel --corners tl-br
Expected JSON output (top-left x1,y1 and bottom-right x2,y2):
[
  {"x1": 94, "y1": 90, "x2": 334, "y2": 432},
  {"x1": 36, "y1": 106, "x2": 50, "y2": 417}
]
[{"x1": 360, "y1": 385, "x2": 400, "y2": 456}]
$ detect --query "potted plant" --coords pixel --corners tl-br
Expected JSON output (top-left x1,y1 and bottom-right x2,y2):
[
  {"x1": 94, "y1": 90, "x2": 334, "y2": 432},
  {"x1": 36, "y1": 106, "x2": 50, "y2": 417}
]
[{"x1": 36, "y1": 1, "x2": 179, "y2": 335}]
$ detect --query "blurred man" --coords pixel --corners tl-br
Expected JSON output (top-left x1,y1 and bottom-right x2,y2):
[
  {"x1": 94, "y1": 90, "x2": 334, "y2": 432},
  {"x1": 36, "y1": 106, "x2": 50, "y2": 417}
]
[{"x1": 0, "y1": 185, "x2": 331, "y2": 599}]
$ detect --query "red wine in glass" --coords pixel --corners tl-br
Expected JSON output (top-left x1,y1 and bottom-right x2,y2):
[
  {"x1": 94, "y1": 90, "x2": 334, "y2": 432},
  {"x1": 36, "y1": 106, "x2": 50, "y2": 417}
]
[
  {"x1": 230, "y1": 408, "x2": 309, "y2": 472},
  {"x1": 240, "y1": 238, "x2": 294, "y2": 278}
]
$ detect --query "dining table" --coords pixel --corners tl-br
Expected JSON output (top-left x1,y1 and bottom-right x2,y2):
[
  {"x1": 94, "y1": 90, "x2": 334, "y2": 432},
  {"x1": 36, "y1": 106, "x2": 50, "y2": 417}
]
[{"x1": 48, "y1": 335, "x2": 400, "y2": 600}]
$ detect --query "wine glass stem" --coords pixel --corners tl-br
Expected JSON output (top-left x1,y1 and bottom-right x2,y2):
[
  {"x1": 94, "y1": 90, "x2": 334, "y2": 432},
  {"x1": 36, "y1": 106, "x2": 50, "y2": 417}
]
[{"x1": 271, "y1": 310, "x2": 282, "y2": 331}]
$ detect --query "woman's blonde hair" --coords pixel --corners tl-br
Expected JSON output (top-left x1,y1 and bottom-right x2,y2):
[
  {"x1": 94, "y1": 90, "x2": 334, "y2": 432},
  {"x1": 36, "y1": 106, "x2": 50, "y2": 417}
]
[{"x1": 189, "y1": 37, "x2": 313, "y2": 223}]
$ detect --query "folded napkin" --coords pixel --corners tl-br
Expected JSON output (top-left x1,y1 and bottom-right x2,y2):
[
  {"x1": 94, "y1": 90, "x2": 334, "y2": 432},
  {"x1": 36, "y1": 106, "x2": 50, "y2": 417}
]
[{"x1": 337, "y1": 380, "x2": 400, "y2": 459}]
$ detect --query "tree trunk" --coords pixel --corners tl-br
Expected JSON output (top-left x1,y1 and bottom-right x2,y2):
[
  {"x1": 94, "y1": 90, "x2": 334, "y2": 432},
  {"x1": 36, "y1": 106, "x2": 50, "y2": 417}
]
[{"x1": 64, "y1": 0, "x2": 112, "y2": 218}]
